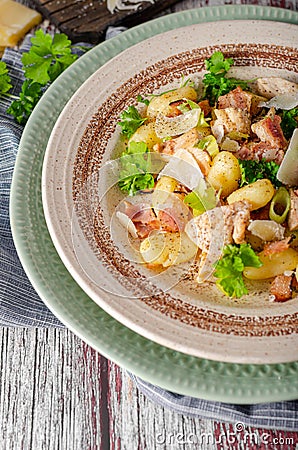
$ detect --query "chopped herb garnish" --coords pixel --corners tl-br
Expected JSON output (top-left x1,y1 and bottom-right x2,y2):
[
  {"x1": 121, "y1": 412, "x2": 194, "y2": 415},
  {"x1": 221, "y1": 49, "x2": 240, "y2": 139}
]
[
  {"x1": 239, "y1": 159, "x2": 281, "y2": 188},
  {"x1": 180, "y1": 75, "x2": 195, "y2": 88},
  {"x1": 214, "y1": 243, "x2": 262, "y2": 298},
  {"x1": 7, "y1": 80, "x2": 43, "y2": 125},
  {"x1": 1, "y1": 29, "x2": 86, "y2": 124},
  {"x1": 136, "y1": 94, "x2": 150, "y2": 106},
  {"x1": 280, "y1": 107, "x2": 298, "y2": 140},
  {"x1": 118, "y1": 141, "x2": 154, "y2": 195},
  {"x1": 202, "y1": 51, "x2": 248, "y2": 105},
  {"x1": 22, "y1": 30, "x2": 78, "y2": 85},
  {"x1": 118, "y1": 105, "x2": 147, "y2": 138}
]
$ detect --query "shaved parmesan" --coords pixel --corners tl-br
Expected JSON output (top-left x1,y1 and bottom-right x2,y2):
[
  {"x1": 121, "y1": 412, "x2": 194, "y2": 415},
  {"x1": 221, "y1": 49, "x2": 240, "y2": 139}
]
[
  {"x1": 247, "y1": 220, "x2": 285, "y2": 242},
  {"x1": 277, "y1": 129, "x2": 298, "y2": 186},
  {"x1": 158, "y1": 148, "x2": 204, "y2": 191},
  {"x1": 254, "y1": 77, "x2": 298, "y2": 99},
  {"x1": 155, "y1": 109, "x2": 200, "y2": 139},
  {"x1": 259, "y1": 92, "x2": 298, "y2": 110},
  {"x1": 116, "y1": 211, "x2": 138, "y2": 238}
]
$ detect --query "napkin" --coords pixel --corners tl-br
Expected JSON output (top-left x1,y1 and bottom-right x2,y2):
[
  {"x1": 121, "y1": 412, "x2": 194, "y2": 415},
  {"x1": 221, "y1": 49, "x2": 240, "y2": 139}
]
[{"x1": 1, "y1": 29, "x2": 298, "y2": 433}]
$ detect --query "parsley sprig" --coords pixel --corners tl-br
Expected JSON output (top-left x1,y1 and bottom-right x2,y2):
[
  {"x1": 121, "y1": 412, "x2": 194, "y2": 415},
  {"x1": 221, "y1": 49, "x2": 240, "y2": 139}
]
[
  {"x1": 22, "y1": 30, "x2": 77, "y2": 85},
  {"x1": 0, "y1": 61, "x2": 12, "y2": 93},
  {"x1": 214, "y1": 243, "x2": 262, "y2": 298},
  {"x1": 118, "y1": 141, "x2": 154, "y2": 196},
  {"x1": 203, "y1": 51, "x2": 248, "y2": 105},
  {"x1": 239, "y1": 159, "x2": 281, "y2": 188},
  {"x1": 6, "y1": 80, "x2": 43, "y2": 124},
  {"x1": 280, "y1": 107, "x2": 298, "y2": 140},
  {"x1": 117, "y1": 105, "x2": 147, "y2": 139},
  {"x1": 0, "y1": 30, "x2": 84, "y2": 125}
]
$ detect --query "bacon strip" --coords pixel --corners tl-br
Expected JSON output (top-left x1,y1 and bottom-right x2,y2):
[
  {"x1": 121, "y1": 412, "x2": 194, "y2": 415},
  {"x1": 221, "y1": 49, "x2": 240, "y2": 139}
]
[
  {"x1": 270, "y1": 275, "x2": 292, "y2": 302},
  {"x1": 263, "y1": 236, "x2": 291, "y2": 256}
]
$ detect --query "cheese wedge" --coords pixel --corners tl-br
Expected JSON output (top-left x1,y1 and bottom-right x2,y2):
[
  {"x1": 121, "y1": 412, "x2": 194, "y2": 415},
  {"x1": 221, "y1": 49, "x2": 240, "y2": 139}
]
[{"x1": 0, "y1": 0, "x2": 42, "y2": 47}]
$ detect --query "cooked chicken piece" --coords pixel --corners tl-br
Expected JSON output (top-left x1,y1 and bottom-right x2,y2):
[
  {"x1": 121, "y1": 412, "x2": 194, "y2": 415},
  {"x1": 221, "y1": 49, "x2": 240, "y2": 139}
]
[
  {"x1": 232, "y1": 201, "x2": 252, "y2": 244},
  {"x1": 212, "y1": 108, "x2": 251, "y2": 142},
  {"x1": 162, "y1": 128, "x2": 200, "y2": 155},
  {"x1": 270, "y1": 275, "x2": 292, "y2": 302},
  {"x1": 217, "y1": 86, "x2": 252, "y2": 111},
  {"x1": 253, "y1": 77, "x2": 298, "y2": 99},
  {"x1": 236, "y1": 141, "x2": 284, "y2": 165},
  {"x1": 187, "y1": 201, "x2": 251, "y2": 281},
  {"x1": 251, "y1": 113, "x2": 288, "y2": 150},
  {"x1": 187, "y1": 147, "x2": 211, "y2": 176},
  {"x1": 250, "y1": 204, "x2": 270, "y2": 221},
  {"x1": 288, "y1": 189, "x2": 298, "y2": 231}
]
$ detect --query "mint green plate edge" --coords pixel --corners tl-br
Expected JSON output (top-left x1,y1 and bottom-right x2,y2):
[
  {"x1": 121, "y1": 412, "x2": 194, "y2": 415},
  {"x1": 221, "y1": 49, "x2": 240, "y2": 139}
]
[{"x1": 10, "y1": 5, "x2": 298, "y2": 404}]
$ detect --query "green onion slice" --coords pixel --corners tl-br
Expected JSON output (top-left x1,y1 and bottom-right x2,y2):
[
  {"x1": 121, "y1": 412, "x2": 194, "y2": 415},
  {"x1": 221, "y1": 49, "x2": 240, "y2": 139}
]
[{"x1": 269, "y1": 187, "x2": 291, "y2": 224}]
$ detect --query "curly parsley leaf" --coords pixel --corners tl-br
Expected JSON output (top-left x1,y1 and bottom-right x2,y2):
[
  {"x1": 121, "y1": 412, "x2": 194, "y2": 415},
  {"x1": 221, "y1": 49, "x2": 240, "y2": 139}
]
[
  {"x1": 202, "y1": 51, "x2": 248, "y2": 105},
  {"x1": 0, "y1": 61, "x2": 12, "y2": 93},
  {"x1": 118, "y1": 141, "x2": 154, "y2": 195},
  {"x1": 214, "y1": 243, "x2": 262, "y2": 298},
  {"x1": 7, "y1": 80, "x2": 43, "y2": 125},
  {"x1": 239, "y1": 159, "x2": 281, "y2": 188},
  {"x1": 280, "y1": 107, "x2": 298, "y2": 140},
  {"x1": 205, "y1": 51, "x2": 234, "y2": 75},
  {"x1": 118, "y1": 105, "x2": 147, "y2": 138},
  {"x1": 136, "y1": 94, "x2": 150, "y2": 106},
  {"x1": 21, "y1": 30, "x2": 78, "y2": 85}
]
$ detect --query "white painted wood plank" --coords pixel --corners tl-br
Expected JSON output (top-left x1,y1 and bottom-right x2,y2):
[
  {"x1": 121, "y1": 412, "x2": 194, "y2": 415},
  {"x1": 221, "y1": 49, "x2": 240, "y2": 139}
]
[
  {"x1": 0, "y1": 328, "x2": 106, "y2": 450},
  {"x1": 0, "y1": 328, "x2": 218, "y2": 450},
  {"x1": 107, "y1": 361, "x2": 217, "y2": 450}
]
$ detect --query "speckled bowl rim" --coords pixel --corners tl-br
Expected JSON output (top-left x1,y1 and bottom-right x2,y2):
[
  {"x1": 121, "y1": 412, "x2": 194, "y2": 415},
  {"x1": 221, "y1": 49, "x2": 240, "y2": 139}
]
[{"x1": 10, "y1": 6, "x2": 298, "y2": 403}]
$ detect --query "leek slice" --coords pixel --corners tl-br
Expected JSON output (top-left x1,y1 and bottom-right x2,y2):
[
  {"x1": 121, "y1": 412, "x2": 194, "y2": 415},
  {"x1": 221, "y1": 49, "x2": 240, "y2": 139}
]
[
  {"x1": 197, "y1": 135, "x2": 219, "y2": 158},
  {"x1": 269, "y1": 187, "x2": 291, "y2": 224},
  {"x1": 184, "y1": 178, "x2": 217, "y2": 215}
]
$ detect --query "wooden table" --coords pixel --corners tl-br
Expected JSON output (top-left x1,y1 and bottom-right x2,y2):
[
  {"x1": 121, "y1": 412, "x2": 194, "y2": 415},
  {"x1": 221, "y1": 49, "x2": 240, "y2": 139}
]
[
  {"x1": 2, "y1": 1, "x2": 298, "y2": 448},
  {"x1": 1, "y1": 328, "x2": 221, "y2": 448}
]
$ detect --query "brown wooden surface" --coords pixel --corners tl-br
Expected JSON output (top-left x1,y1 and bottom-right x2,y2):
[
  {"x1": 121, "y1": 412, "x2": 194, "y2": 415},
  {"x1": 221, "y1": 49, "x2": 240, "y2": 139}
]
[{"x1": 27, "y1": 0, "x2": 180, "y2": 43}]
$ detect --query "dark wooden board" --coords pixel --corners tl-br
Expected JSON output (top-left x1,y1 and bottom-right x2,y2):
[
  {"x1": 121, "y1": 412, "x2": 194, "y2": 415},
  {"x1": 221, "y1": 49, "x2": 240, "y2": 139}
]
[{"x1": 29, "y1": 0, "x2": 181, "y2": 43}]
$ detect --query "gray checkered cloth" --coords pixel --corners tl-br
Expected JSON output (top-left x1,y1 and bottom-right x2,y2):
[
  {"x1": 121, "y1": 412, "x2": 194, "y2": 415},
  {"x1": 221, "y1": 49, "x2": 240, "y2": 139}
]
[{"x1": 1, "y1": 29, "x2": 298, "y2": 432}]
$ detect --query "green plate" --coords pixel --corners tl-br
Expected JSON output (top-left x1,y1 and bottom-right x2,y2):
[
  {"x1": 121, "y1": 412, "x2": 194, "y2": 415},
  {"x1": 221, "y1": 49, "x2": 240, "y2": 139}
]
[{"x1": 10, "y1": 5, "x2": 298, "y2": 404}]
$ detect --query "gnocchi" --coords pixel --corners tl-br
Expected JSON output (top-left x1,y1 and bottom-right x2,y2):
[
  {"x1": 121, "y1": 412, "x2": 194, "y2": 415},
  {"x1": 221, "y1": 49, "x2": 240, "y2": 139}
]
[
  {"x1": 152, "y1": 176, "x2": 178, "y2": 211},
  {"x1": 243, "y1": 248, "x2": 298, "y2": 280},
  {"x1": 140, "y1": 231, "x2": 197, "y2": 267},
  {"x1": 146, "y1": 86, "x2": 197, "y2": 118},
  {"x1": 227, "y1": 179, "x2": 275, "y2": 210},
  {"x1": 129, "y1": 122, "x2": 162, "y2": 150},
  {"x1": 207, "y1": 151, "x2": 241, "y2": 197}
]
